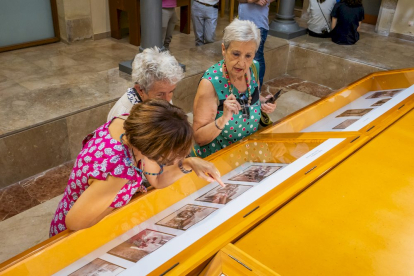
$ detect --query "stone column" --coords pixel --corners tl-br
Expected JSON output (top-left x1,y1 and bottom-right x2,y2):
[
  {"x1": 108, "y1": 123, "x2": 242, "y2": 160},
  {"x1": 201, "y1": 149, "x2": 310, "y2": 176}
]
[
  {"x1": 120, "y1": 0, "x2": 185, "y2": 74},
  {"x1": 268, "y1": 0, "x2": 307, "y2": 39},
  {"x1": 139, "y1": 0, "x2": 164, "y2": 52},
  {"x1": 120, "y1": 0, "x2": 163, "y2": 74},
  {"x1": 375, "y1": 0, "x2": 398, "y2": 36},
  {"x1": 56, "y1": 0, "x2": 93, "y2": 43}
]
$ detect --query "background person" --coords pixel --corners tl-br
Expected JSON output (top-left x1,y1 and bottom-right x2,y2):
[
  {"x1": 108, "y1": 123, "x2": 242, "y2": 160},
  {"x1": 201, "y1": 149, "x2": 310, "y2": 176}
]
[
  {"x1": 330, "y1": 0, "x2": 364, "y2": 45},
  {"x1": 307, "y1": 0, "x2": 336, "y2": 38},
  {"x1": 191, "y1": 0, "x2": 220, "y2": 46},
  {"x1": 191, "y1": 19, "x2": 276, "y2": 158},
  {"x1": 162, "y1": 0, "x2": 178, "y2": 50},
  {"x1": 107, "y1": 47, "x2": 183, "y2": 121},
  {"x1": 50, "y1": 100, "x2": 224, "y2": 237},
  {"x1": 238, "y1": 0, "x2": 275, "y2": 88}
]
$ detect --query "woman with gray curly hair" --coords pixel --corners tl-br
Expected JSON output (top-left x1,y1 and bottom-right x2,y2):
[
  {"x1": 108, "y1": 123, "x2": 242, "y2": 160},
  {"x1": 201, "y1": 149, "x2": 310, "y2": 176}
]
[
  {"x1": 191, "y1": 19, "x2": 277, "y2": 158},
  {"x1": 107, "y1": 47, "x2": 184, "y2": 121}
]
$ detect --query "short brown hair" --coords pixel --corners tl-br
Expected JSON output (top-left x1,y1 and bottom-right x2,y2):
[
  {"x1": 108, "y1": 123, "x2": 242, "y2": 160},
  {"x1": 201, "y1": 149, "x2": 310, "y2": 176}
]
[
  {"x1": 345, "y1": 0, "x2": 362, "y2": 7},
  {"x1": 124, "y1": 100, "x2": 193, "y2": 164}
]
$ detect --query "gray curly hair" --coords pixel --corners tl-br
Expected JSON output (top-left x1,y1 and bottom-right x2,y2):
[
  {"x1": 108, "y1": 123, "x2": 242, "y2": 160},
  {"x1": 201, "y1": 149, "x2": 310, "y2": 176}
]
[
  {"x1": 132, "y1": 47, "x2": 184, "y2": 92},
  {"x1": 222, "y1": 19, "x2": 261, "y2": 51}
]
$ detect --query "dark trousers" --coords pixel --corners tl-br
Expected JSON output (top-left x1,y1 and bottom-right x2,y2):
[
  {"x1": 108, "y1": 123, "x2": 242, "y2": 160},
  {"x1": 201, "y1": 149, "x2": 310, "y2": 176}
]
[
  {"x1": 254, "y1": 28, "x2": 268, "y2": 88},
  {"x1": 307, "y1": 29, "x2": 331, "y2": 38}
]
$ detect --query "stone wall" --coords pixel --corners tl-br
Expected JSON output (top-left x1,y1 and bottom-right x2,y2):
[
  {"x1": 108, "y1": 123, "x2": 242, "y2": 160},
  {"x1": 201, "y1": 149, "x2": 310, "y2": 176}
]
[
  {"x1": 389, "y1": 0, "x2": 414, "y2": 41},
  {"x1": 56, "y1": 0, "x2": 111, "y2": 43}
]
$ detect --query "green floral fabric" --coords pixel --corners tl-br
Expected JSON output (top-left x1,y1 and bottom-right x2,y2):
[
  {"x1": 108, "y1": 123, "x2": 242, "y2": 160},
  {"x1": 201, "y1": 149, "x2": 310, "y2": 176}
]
[{"x1": 192, "y1": 60, "x2": 261, "y2": 158}]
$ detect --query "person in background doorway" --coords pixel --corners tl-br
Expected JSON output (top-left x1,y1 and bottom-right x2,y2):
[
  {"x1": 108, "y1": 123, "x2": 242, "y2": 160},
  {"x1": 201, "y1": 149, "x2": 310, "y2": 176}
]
[
  {"x1": 162, "y1": 0, "x2": 178, "y2": 50},
  {"x1": 331, "y1": 0, "x2": 364, "y2": 45},
  {"x1": 307, "y1": 0, "x2": 336, "y2": 38},
  {"x1": 191, "y1": 0, "x2": 220, "y2": 46},
  {"x1": 238, "y1": 0, "x2": 275, "y2": 89}
]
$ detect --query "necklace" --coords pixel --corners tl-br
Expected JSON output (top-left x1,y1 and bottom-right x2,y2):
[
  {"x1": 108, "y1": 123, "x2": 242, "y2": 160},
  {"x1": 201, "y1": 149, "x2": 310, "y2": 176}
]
[
  {"x1": 119, "y1": 133, "x2": 164, "y2": 176},
  {"x1": 223, "y1": 62, "x2": 252, "y2": 105}
]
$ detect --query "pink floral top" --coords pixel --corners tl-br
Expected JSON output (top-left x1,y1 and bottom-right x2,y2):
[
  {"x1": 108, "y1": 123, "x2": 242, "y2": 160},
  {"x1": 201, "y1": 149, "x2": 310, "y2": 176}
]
[{"x1": 49, "y1": 118, "x2": 145, "y2": 237}]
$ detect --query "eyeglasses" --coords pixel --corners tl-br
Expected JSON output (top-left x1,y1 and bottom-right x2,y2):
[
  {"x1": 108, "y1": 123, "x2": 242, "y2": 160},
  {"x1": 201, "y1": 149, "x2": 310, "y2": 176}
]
[{"x1": 239, "y1": 94, "x2": 250, "y2": 119}]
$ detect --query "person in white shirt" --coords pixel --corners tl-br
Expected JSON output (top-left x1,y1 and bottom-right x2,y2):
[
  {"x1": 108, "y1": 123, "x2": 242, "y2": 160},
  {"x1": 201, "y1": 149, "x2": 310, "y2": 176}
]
[
  {"x1": 307, "y1": 0, "x2": 336, "y2": 38},
  {"x1": 107, "y1": 47, "x2": 184, "y2": 121},
  {"x1": 191, "y1": 0, "x2": 220, "y2": 46}
]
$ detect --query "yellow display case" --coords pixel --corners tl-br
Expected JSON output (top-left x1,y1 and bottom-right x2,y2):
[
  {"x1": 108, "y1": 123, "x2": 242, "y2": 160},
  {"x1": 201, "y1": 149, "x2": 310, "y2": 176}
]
[
  {"x1": 0, "y1": 68, "x2": 413, "y2": 276},
  {"x1": 264, "y1": 68, "x2": 414, "y2": 135},
  {"x1": 234, "y1": 107, "x2": 414, "y2": 276}
]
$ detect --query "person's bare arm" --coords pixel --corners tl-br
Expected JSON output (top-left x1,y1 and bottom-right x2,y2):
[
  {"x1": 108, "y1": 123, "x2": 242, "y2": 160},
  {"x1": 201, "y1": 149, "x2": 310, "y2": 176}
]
[
  {"x1": 357, "y1": 21, "x2": 362, "y2": 31},
  {"x1": 331, "y1": 17, "x2": 337, "y2": 29},
  {"x1": 193, "y1": 79, "x2": 240, "y2": 146},
  {"x1": 144, "y1": 157, "x2": 225, "y2": 189},
  {"x1": 65, "y1": 176, "x2": 128, "y2": 231}
]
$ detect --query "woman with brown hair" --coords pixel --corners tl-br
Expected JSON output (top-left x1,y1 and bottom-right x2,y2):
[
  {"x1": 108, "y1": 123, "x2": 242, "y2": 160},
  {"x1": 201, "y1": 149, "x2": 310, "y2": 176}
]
[
  {"x1": 50, "y1": 100, "x2": 224, "y2": 237},
  {"x1": 330, "y1": 0, "x2": 364, "y2": 45}
]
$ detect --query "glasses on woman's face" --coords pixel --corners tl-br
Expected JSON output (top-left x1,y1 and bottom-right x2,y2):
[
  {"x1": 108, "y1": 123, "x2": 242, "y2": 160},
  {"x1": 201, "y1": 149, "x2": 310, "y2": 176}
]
[{"x1": 239, "y1": 94, "x2": 250, "y2": 119}]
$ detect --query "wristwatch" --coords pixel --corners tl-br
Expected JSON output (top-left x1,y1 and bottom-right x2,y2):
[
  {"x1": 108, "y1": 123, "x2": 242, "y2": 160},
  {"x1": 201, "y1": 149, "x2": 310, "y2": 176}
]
[{"x1": 178, "y1": 159, "x2": 193, "y2": 174}]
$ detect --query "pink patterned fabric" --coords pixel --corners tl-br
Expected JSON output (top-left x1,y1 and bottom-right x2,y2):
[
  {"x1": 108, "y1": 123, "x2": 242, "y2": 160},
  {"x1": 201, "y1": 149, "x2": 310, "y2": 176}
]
[
  {"x1": 162, "y1": 0, "x2": 176, "y2": 8},
  {"x1": 49, "y1": 118, "x2": 145, "y2": 237}
]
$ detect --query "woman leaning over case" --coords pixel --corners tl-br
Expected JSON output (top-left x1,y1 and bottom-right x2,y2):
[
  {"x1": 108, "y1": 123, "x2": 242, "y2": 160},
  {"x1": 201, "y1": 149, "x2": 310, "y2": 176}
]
[
  {"x1": 192, "y1": 19, "x2": 277, "y2": 158},
  {"x1": 50, "y1": 100, "x2": 224, "y2": 237}
]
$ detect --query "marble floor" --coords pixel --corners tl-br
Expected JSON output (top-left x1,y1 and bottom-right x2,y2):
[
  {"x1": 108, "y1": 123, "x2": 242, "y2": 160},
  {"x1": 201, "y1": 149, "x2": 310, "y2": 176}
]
[
  {"x1": 2, "y1": 10, "x2": 407, "y2": 138},
  {"x1": 0, "y1": 14, "x2": 237, "y2": 138}
]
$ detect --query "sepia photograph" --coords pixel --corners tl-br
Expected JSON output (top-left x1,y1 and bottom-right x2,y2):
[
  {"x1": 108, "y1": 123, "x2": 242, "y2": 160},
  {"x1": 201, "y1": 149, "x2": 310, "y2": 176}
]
[
  {"x1": 336, "y1": 108, "x2": 373, "y2": 118},
  {"x1": 156, "y1": 204, "x2": 218, "y2": 230},
  {"x1": 229, "y1": 165, "x2": 282, "y2": 182},
  {"x1": 366, "y1": 89, "x2": 401, "y2": 99},
  {"x1": 69, "y1": 258, "x2": 125, "y2": 276},
  {"x1": 371, "y1": 98, "x2": 391, "y2": 106},
  {"x1": 332, "y1": 119, "x2": 359, "y2": 129},
  {"x1": 195, "y1": 184, "x2": 252, "y2": 204},
  {"x1": 107, "y1": 229, "x2": 175, "y2": 262}
]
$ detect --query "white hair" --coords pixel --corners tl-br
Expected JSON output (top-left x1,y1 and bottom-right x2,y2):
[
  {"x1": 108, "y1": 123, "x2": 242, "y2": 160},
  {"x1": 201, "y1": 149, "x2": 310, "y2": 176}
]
[
  {"x1": 222, "y1": 19, "x2": 261, "y2": 50},
  {"x1": 131, "y1": 47, "x2": 184, "y2": 92}
]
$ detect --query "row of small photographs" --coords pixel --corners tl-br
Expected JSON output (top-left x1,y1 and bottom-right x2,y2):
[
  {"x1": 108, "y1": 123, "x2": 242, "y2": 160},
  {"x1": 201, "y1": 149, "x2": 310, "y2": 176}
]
[
  {"x1": 68, "y1": 165, "x2": 282, "y2": 275},
  {"x1": 332, "y1": 89, "x2": 402, "y2": 130}
]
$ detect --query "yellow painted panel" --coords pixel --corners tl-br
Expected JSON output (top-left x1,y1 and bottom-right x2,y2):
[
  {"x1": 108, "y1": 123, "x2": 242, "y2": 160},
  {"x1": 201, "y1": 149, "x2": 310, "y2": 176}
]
[
  {"x1": 235, "y1": 109, "x2": 414, "y2": 276},
  {"x1": 200, "y1": 244, "x2": 281, "y2": 276}
]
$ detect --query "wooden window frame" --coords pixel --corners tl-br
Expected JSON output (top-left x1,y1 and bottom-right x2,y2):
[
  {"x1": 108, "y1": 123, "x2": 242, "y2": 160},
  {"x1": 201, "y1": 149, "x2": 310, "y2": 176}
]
[{"x1": 0, "y1": 0, "x2": 60, "y2": 53}]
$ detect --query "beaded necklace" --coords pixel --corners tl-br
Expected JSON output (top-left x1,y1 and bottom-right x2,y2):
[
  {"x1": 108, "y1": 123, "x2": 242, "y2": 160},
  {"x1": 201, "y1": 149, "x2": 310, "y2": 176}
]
[
  {"x1": 223, "y1": 62, "x2": 252, "y2": 105},
  {"x1": 119, "y1": 133, "x2": 164, "y2": 176}
]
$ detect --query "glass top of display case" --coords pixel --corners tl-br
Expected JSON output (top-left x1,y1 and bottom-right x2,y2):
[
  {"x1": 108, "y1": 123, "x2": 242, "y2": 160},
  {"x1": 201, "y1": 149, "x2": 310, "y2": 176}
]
[{"x1": 53, "y1": 138, "x2": 346, "y2": 276}]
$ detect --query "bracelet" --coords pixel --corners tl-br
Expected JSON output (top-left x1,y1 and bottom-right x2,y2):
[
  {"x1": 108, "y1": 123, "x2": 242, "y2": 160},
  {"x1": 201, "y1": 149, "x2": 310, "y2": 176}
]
[
  {"x1": 214, "y1": 119, "x2": 224, "y2": 130},
  {"x1": 178, "y1": 159, "x2": 193, "y2": 174}
]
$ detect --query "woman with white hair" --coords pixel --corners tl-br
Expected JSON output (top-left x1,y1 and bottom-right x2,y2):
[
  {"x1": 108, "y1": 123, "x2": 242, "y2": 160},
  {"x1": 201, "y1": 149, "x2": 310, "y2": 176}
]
[
  {"x1": 191, "y1": 19, "x2": 277, "y2": 158},
  {"x1": 107, "y1": 47, "x2": 184, "y2": 121}
]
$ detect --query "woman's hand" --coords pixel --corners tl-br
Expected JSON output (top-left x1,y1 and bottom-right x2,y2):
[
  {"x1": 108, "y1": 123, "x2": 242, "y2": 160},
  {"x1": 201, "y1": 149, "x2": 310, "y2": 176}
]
[
  {"x1": 222, "y1": 94, "x2": 241, "y2": 122},
  {"x1": 260, "y1": 95, "x2": 277, "y2": 114},
  {"x1": 255, "y1": 0, "x2": 268, "y2": 6},
  {"x1": 183, "y1": 158, "x2": 225, "y2": 187}
]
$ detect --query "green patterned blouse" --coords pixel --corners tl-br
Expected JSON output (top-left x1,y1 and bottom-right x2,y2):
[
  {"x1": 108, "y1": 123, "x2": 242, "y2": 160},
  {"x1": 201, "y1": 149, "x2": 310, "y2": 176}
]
[{"x1": 192, "y1": 60, "x2": 262, "y2": 158}]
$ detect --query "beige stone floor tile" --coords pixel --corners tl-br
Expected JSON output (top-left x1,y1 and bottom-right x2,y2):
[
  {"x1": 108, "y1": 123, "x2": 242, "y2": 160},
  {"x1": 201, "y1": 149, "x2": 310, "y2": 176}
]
[
  {"x1": 0, "y1": 58, "x2": 44, "y2": 81},
  {"x1": 32, "y1": 55, "x2": 80, "y2": 70},
  {"x1": 0, "y1": 195, "x2": 62, "y2": 264},
  {"x1": 0, "y1": 52, "x2": 22, "y2": 64}
]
